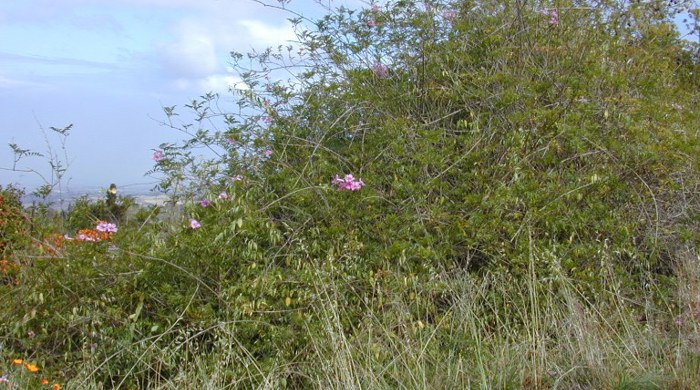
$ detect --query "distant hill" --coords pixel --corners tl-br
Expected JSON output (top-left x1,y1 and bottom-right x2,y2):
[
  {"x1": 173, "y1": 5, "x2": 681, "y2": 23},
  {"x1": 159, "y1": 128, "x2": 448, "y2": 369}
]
[{"x1": 20, "y1": 183, "x2": 168, "y2": 209}]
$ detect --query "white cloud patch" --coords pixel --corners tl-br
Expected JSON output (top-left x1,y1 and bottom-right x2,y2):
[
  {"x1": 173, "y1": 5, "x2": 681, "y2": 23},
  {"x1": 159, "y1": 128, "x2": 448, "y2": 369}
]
[
  {"x1": 159, "y1": 30, "x2": 220, "y2": 79},
  {"x1": 199, "y1": 74, "x2": 249, "y2": 92},
  {"x1": 172, "y1": 73, "x2": 247, "y2": 93},
  {"x1": 155, "y1": 11, "x2": 300, "y2": 94},
  {"x1": 1, "y1": 0, "x2": 369, "y2": 97},
  {"x1": 236, "y1": 19, "x2": 298, "y2": 48}
]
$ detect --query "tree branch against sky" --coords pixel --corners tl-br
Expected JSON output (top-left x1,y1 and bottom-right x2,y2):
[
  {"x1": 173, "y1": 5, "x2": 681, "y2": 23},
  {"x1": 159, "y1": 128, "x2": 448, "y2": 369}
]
[{"x1": 0, "y1": 0, "x2": 372, "y2": 191}]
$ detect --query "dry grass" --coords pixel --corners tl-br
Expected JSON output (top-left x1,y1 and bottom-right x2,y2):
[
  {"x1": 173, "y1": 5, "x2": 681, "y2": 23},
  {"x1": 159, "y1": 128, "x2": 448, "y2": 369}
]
[{"x1": 64, "y1": 249, "x2": 700, "y2": 389}]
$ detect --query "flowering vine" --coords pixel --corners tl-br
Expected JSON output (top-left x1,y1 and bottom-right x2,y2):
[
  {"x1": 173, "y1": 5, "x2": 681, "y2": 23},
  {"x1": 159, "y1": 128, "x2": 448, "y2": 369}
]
[{"x1": 332, "y1": 174, "x2": 365, "y2": 191}]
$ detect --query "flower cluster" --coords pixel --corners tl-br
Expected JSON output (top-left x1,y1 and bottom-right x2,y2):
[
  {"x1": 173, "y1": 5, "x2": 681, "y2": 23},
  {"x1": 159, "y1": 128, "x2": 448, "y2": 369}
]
[
  {"x1": 76, "y1": 229, "x2": 109, "y2": 242},
  {"x1": 75, "y1": 221, "x2": 118, "y2": 242},
  {"x1": 40, "y1": 233, "x2": 65, "y2": 256},
  {"x1": 372, "y1": 62, "x2": 389, "y2": 78},
  {"x1": 367, "y1": 4, "x2": 382, "y2": 27},
  {"x1": 547, "y1": 9, "x2": 559, "y2": 26},
  {"x1": 442, "y1": 9, "x2": 457, "y2": 21},
  {"x1": 96, "y1": 221, "x2": 118, "y2": 233},
  {"x1": 152, "y1": 150, "x2": 165, "y2": 162},
  {"x1": 5, "y1": 359, "x2": 62, "y2": 389},
  {"x1": 332, "y1": 174, "x2": 365, "y2": 191},
  {"x1": 0, "y1": 260, "x2": 17, "y2": 272},
  {"x1": 0, "y1": 260, "x2": 19, "y2": 286}
]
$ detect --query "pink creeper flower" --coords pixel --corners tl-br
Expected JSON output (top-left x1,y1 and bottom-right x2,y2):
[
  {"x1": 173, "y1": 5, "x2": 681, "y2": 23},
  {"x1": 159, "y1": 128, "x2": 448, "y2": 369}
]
[
  {"x1": 367, "y1": 4, "x2": 382, "y2": 28},
  {"x1": 189, "y1": 219, "x2": 201, "y2": 229},
  {"x1": 372, "y1": 63, "x2": 389, "y2": 78},
  {"x1": 332, "y1": 174, "x2": 365, "y2": 191},
  {"x1": 547, "y1": 9, "x2": 559, "y2": 26},
  {"x1": 263, "y1": 149, "x2": 273, "y2": 157},
  {"x1": 96, "y1": 222, "x2": 118, "y2": 233},
  {"x1": 218, "y1": 191, "x2": 229, "y2": 200},
  {"x1": 199, "y1": 199, "x2": 211, "y2": 208},
  {"x1": 153, "y1": 150, "x2": 164, "y2": 162},
  {"x1": 442, "y1": 10, "x2": 457, "y2": 21}
]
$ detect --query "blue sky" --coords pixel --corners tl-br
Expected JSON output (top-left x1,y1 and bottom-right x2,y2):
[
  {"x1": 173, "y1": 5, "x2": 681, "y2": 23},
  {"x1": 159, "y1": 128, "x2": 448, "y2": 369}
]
[{"x1": 0, "y1": 0, "x2": 366, "y2": 192}]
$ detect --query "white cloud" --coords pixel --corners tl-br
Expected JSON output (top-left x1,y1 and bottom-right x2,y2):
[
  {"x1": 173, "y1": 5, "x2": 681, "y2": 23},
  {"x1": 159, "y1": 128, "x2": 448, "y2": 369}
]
[
  {"x1": 169, "y1": 68, "x2": 248, "y2": 93},
  {"x1": 154, "y1": 9, "x2": 301, "y2": 94},
  {"x1": 236, "y1": 19, "x2": 298, "y2": 48},
  {"x1": 199, "y1": 74, "x2": 249, "y2": 92},
  {"x1": 159, "y1": 29, "x2": 220, "y2": 79}
]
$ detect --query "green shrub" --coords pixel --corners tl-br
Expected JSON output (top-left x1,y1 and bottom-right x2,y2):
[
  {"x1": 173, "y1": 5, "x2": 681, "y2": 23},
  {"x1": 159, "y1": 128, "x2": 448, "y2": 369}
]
[{"x1": 1, "y1": 0, "x2": 698, "y2": 387}]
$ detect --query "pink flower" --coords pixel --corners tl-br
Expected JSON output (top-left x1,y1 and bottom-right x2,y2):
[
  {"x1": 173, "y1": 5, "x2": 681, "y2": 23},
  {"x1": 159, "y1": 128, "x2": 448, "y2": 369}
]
[
  {"x1": 152, "y1": 150, "x2": 164, "y2": 162},
  {"x1": 261, "y1": 116, "x2": 273, "y2": 124},
  {"x1": 226, "y1": 138, "x2": 238, "y2": 145},
  {"x1": 332, "y1": 173, "x2": 365, "y2": 191},
  {"x1": 371, "y1": 4, "x2": 380, "y2": 13},
  {"x1": 372, "y1": 63, "x2": 389, "y2": 78},
  {"x1": 547, "y1": 9, "x2": 559, "y2": 26},
  {"x1": 77, "y1": 233, "x2": 95, "y2": 242},
  {"x1": 199, "y1": 199, "x2": 211, "y2": 208},
  {"x1": 96, "y1": 222, "x2": 118, "y2": 233},
  {"x1": 442, "y1": 10, "x2": 457, "y2": 21},
  {"x1": 232, "y1": 175, "x2": 243, "y2": 181},
  {"x1": 189, "y1": 219, "x2": 201, "y2": 229},
  {"x1": 218, "y1": 191, "x2": 229, "y2": 200},
  {"x1": 263, "y1": 149, "x2": 273, "y2": 157}
]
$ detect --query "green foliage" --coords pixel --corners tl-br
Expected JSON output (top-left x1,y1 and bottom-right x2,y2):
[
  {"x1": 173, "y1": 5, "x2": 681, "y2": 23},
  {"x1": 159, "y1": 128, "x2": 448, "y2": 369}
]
[
  {"x1": 0, "y1": 185, "x2": 29, "y2": 287},
  {"x1": 64, "y1": 188, "x2": 134, "y2": 232},
  {"x1": 1, "y1": 0, "x2": 699, "y2": 388}
]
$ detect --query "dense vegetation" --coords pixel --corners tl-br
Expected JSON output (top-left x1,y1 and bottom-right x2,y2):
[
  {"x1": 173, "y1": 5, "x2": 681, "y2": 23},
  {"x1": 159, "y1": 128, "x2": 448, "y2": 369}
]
[{"x1": 1, "y1": 0, "x2": 699, "y2": 388}]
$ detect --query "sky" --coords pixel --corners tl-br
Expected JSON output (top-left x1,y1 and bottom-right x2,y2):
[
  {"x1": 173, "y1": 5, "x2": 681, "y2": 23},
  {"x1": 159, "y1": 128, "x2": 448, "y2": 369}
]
[{"x1": 0, "y1": 0, "x2": 367, "y2": 193}]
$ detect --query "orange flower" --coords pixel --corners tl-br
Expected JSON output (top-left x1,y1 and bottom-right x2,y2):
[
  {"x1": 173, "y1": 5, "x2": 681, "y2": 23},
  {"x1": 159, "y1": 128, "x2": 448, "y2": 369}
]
[
  {"x1": 76, "y1": 228, "x2": 111, "y2": 242},
  {"x1": 52, "y1": 384, "x2": 62, "y2": 390},
  {"x1": 41, "y1": 233, "x2": 66, "y2": 255},
  {"x1": 11, "y1": 358, "x2": 23, "y2": 365},
  {"x1": 24, "y1": 363, "x2": 39, "y2": 373},
  {"x1": 40, "y1": 378, "x2": 49, "y2": 385}
]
